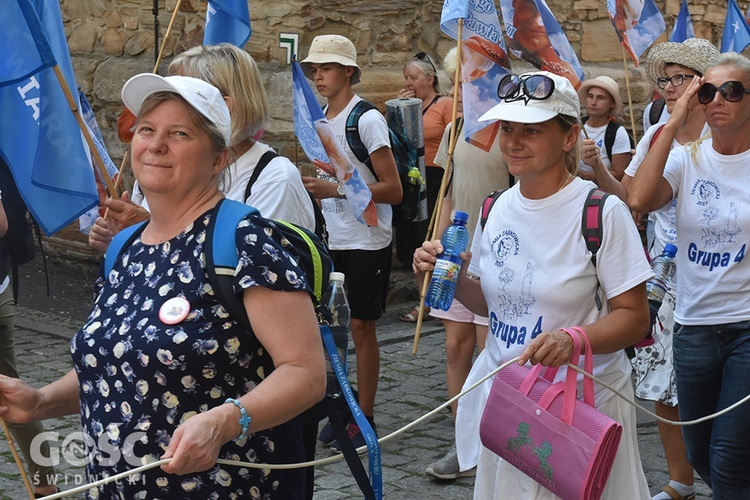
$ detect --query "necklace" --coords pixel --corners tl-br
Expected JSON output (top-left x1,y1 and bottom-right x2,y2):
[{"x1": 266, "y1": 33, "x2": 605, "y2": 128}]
[{"x1": 556, "y1": 172, "x2": 573, "y2": 194}]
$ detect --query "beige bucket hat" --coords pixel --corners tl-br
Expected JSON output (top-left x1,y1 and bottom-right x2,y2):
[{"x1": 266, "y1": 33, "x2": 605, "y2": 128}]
[
  {"x1": 577, "y1": 76, "x2": 623, "y2": 117},
  {"x1": 300, "y1": 35, "x2": 361, "y2": 85},
  {"x1": 645, "y1": 38, "x2": 720, "y2": 85}
]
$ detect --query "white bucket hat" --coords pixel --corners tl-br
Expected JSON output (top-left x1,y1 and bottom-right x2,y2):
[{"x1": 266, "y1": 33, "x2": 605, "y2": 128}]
[
  {"x1": 645, "y1": 38, "x2": 720, "y2": 84},
  {"x1": 300, "y1": 35, "x2": 362, "y2": 85},
  {"x1": 479, "y1": 71, "x2": 580, "y2": 124},
  {"x1": 577, "y1": 76, "x2": 623, "y2": 117},
  {"x1": 121, "y1": 74, "x2": 232, "y2": 146}
]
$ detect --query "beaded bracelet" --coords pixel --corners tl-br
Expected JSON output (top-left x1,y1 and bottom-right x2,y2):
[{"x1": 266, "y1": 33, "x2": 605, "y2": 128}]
[{"x1": 224, "y1": 398, "x2": 252, "y2": 442}]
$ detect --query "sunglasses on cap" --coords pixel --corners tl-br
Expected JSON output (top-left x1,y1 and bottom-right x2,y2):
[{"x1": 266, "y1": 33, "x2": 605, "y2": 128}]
[
  {"x1": 414, "y1": 52, "x2": 437, "y2": 73},
  {"x1": 656, "y1": 74, "x2": 694, "y2": 90},
  {"x1": 497, "y1": 73, "x2": 556, "y2": 102},
  {"x1": 697, "y1": 81, "x2": 750, "y2": 104}
]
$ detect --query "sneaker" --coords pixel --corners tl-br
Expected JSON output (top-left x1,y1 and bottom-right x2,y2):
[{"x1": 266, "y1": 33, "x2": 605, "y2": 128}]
[
  {"x1": 317, "y1": 394, "x2": 355, "y2": 446},
  {"x1": 330, "y1": 421, "x2": 377, "y2": 454},
  {"x1": 425, "y1": 446, "x2": 476, "y2": 481}
]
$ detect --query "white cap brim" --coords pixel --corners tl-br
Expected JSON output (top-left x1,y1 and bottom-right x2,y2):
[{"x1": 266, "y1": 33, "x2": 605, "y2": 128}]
[{"x1": 479, "y1": 102, "x2": 559, "y2": 124}]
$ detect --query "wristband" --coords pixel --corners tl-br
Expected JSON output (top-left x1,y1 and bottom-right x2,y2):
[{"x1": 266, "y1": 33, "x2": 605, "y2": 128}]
[{"x1": 224, "y1": 398, "x2": 252, "y2": 442}]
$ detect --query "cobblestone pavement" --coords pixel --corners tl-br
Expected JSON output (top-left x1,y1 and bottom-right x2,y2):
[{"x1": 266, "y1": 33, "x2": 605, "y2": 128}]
[{"x1": 0, "y1": 286, "x2": 712, "y2": 498}]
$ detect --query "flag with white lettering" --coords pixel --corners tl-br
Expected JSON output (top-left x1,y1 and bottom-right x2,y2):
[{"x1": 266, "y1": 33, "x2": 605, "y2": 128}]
[
  {"x1": 204, "y1": 0, "x2": 251, "y2": 47},
  {"x1": 670, "y1": 0, "x2": 694, "y2": 42},
  {"x1": 0, "y1": 0, "x2": 97, "y2": 235},
  {"x1": 441, "y1": 0, "x2": 511, "y2": 151},
  {"x1": 499, "y1": 0, "x2": 584, "y2": 89},
  {"x1": 291, "y1": 61, "x2": 377, "y2": 226},
  {"x1": 607, "y1": 0, "x2": 665, "y2": 66},
  {"x1": 721, "y1": 0, "x2": 750, "y2": 53}
]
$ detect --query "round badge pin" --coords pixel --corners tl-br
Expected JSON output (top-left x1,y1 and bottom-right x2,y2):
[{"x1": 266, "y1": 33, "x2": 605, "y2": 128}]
[{"x1": 159, "y1": 296, "x2": 191, "y2": 325}]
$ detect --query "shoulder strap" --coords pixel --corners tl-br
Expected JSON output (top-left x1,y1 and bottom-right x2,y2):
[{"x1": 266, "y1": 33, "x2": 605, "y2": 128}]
[
  {"x1": 581, "y1": 187, "x2": 609, "y2": 311},
  {"x1": 649, "y1": 124, "x2": 666, "y2": 150},
  {"x1": 480, "y1": 189, "x2": 509, "y2": 231},
  {"x1": 204, "y1": 199, "x2": 260, "y2": 333},
  {"x1": 345, "y1": 100, "x2": 378, "y2": 169},
  {"x1": 103, "y1": 221, "x2": 148, "y2": 277},
  {"x1": 603, "y1": 121, "x2": 618, "y2": 162},
  {"x1": 244, "y1": 150, "x2": 279, "y2": 201},
  {"x1": 649, "y1": 97, "x2": 666, "y2": 126}
]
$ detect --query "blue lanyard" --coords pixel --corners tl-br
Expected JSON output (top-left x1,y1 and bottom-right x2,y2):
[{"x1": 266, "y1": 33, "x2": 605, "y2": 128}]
[{"x1": 320, "y1": 325, "x2": 382, "y2": 499}]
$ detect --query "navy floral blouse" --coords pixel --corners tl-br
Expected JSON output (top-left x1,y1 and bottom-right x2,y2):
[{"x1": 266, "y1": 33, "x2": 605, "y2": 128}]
[{"x1": 71, "y1": 208, "x2": 309, "y2": 499}]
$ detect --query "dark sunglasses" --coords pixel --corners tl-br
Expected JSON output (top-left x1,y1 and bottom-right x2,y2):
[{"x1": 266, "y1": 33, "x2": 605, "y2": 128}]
[
  {"x1": 656, "y1": 74, "x2": 694, "y2": 90},
  {"x1": 497, "y1": 74, "x2": 556, "y2": 102},
  {"x1": 414, "y1": 52, "x2": 437, "y2": 73},
  {"x1": 697, "y1": 81, "x2": 750, "y2": 104}
]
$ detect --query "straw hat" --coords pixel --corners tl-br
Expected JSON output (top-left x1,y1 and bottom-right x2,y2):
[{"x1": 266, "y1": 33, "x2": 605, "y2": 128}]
[
  {"x1": 300, "y1": 35, "x2": 361, "y2": 85},
  {"x1": 645, "y1": 38, "x2": 720, "y2": 85},
  {"x1": 577, "y1": 76, "x2": 623, "y2": 117}
]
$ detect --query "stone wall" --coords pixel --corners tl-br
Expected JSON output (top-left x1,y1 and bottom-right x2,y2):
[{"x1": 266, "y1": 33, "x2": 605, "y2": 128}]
[{"x1": 51, "y1": 0, "x2": 736, "y2": 258}]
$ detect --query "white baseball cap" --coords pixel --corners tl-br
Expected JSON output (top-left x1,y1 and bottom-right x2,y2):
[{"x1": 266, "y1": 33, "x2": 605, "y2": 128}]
[
  {"x1": 479, "y1": 71, "x2": 580, "y2": 124},
  {"x1": 121, "y1": 74, "x2": 232, "y2": 146}
]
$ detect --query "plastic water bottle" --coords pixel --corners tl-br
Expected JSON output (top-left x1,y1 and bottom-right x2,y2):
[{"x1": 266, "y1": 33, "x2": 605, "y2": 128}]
[
  {"x1": 644, "y1": 243, "x2": 678, "y2": 339},
  {"x1": 426, "y1": 211, "x2": 470, "y2": 311},
  {"x1": 322, "y1": 272, "x2": 350, "y2": 398}
]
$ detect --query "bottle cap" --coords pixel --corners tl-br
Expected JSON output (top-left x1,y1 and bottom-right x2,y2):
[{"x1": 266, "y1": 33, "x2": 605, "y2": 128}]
[
  {"x1": 664, "y1": 243, "x2": 677, "y2": 257},
  {"x1": 454, "y1": 211, "x2": 469, "y2": 224},
  {"x1": 329, "y1": 271, "x2": 345, "y2": 282}
]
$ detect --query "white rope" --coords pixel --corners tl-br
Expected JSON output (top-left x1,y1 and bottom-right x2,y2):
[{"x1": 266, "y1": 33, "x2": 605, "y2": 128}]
[{"x1": 38, "y1": 356, "x2": 750, "y2": 499}]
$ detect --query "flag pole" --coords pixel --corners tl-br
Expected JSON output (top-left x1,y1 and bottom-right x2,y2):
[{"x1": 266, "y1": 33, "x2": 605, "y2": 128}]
[
  {"x1": 413, "y1": 19, "x2": 463, "y2": 355},
  {"x1": 52, "y1": 66, "x2": 118, "y2": 199},
  {"x1": 106, "y1": 0, "x2": 183, "y2": 220},
  {"x1": 0, "y1": 396, "x2": 35, "y2": 500},
  {"x1": 621, "y1": 46, "x2": 639, "y2": 145},
  {"x1": 153, "y1": 0, "x2": 184, "y2": 74}
]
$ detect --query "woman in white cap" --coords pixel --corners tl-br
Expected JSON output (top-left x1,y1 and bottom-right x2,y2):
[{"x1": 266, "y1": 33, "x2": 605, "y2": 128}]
[
  {"x1": 624, "y1": 37, "x2": 718, "y2": 500},
  {"x1": 414, "y1": 71, "x2": 651, "y2": 498},
  {"x1": 0, "y1": 74, "x2": 325, "y2": 499},
  {"x1": 630, "y1": 52, "x2": 750, "y2": 498}
]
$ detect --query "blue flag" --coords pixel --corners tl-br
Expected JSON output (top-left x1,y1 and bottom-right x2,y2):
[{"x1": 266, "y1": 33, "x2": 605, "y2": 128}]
[
  {"x1": 499, "y1": 0, "x2": 584, "y2": 89},
  {"x1": 441, "y1": 0, "x2": 511, "y2": 150},
  {"x1": 204, "y1": 0, "x2": 251, "y2": 47},
  {"x1": 670, "y1": 0, "x2": 694, "y2": 42},
  {"x1": 0, "y1": 0, "x2": 97, "y2": 235},
  {"x1": 607, "y1": 0, "x2": 665, "y2": 66},
  {"x1": 722, "y1": 0, "x2": 750, "y2": 53},
  {"x1": 291, "y1": 61, "x2": 377, "y2": 227}
]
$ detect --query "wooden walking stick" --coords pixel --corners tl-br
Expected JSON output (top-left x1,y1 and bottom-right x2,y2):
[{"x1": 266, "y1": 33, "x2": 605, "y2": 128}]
[
  {"x1": 0, "y1": 395, "x2": 35, "y2": 500},
  {"x1": 413, "y1": 20, "x2": 464, "y2": 354}
]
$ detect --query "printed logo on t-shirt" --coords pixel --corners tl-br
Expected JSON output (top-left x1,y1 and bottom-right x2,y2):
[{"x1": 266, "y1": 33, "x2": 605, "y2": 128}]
[
  {"x1": 490, "y1": 230, "x2": 519, "y2": 268},
  {"x1": 489, "y1": 312, "x2": 543, "y2": 349},
  {"x1": 686, "y1": 177, "x2": 745, "y2": 272}
]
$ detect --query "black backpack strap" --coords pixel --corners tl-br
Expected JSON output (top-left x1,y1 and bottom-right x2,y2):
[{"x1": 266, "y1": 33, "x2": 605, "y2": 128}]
[
  {"x1": 603, "y1": 121, "x2": 618, "y2": 162},
  {"x1": 345, "y1": 100, "x2": 378, "y2": 172},
  {"x1": 581, "y1": 187, "x2": 609, "y2": 310},
  {"x1": 480, "y1": 189, "x2": 508, "y2": 231},
  {"x1": 649, "y1": 97, "x2": 666, "y2": 126},
  {"x1": 243, "y1": 150, "x2": 280, "y2": 202}
]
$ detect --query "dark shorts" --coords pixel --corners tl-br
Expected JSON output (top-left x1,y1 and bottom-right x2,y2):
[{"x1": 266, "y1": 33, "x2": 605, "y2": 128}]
[{"x1": 330, "y1": 246, "x2": 391, "y2": 321}]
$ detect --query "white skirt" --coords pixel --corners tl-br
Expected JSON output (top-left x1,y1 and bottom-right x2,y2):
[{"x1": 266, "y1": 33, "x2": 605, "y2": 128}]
[{"x1": 471, "y1": 376, "x2": 650, "y2": 500}]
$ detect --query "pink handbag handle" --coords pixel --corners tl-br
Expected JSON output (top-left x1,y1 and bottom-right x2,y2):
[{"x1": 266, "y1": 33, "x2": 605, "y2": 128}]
[{"x1": 561, "y1": 327, "x2": 595, "y2": 424}]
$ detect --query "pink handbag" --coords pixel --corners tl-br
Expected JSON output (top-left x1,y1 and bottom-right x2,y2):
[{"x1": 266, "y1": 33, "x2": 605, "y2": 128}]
[{"x1": 479, "y1": 327, "x2": 622, "y2": 500}]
